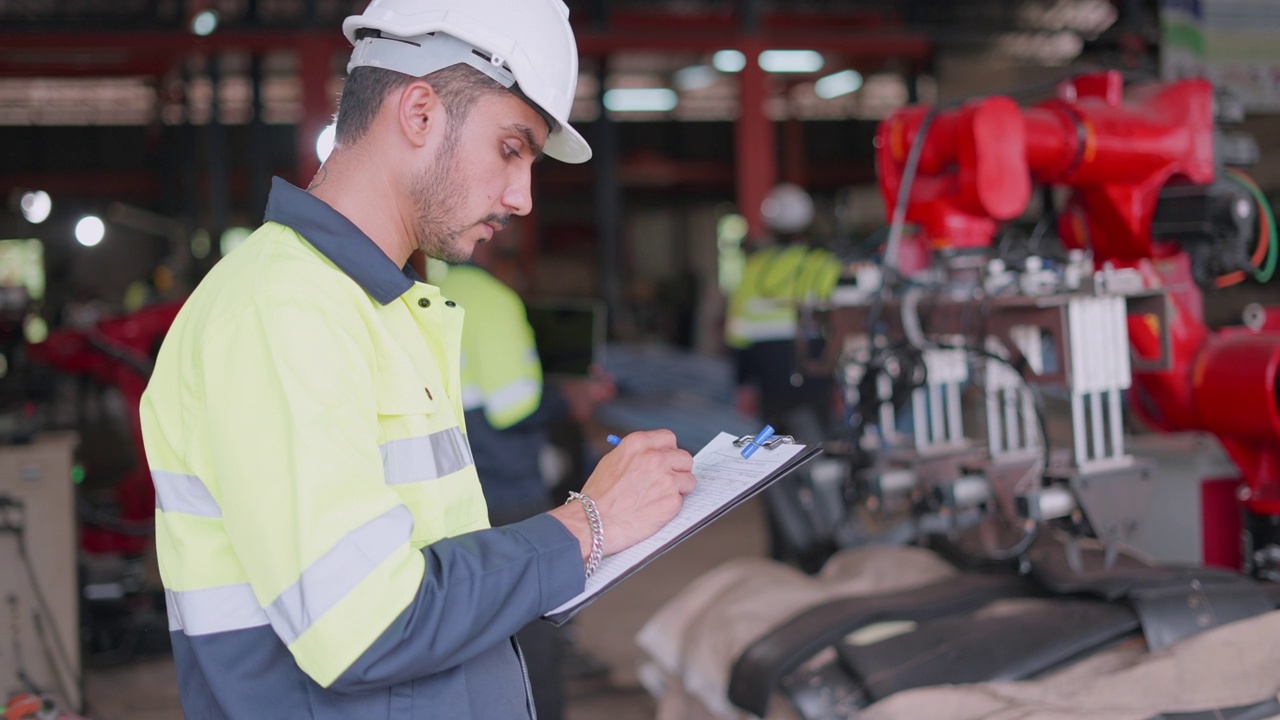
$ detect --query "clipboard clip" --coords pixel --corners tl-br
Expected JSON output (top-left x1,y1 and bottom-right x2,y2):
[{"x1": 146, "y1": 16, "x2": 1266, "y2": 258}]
[{"x1": 733, "y1": 424, "x2": 795, "y2": 458}]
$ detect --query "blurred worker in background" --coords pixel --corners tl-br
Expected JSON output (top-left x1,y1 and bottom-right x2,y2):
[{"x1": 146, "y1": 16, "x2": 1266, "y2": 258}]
[
  {"x1": 725, "y1": 183, "x2": 842, "y2": 570},
  {"x1": 139, "y1": 1, "x2": 696, "y2": 718},
  {"x1": 432, "y1": 237, "x2": 615, "y2": 720},
  {"x1": 726, "y1": 183, "x2": 841, "y2": 429}
]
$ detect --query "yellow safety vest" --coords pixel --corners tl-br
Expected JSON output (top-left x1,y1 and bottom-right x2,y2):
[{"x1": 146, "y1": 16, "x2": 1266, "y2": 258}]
[
  {"x1": 725, "y1": 244, "x2": 841, "y2": 349},
  {"x1": 433, "y1": 265, "x2": 542, "y2": 430}
]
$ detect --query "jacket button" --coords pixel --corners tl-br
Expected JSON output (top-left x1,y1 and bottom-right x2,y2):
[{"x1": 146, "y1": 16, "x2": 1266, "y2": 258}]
[
  {"x1": 445, "y1": 300, "x2": 457, "y2": 308},
  {"x1": 418, "y1": 298, "x2": 431, "y2": 308}
]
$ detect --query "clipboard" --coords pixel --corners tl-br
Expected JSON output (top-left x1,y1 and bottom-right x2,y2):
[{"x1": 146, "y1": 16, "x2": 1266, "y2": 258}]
[{"x1": 543, "y1": 431, "x2": 823, "y2": 625}]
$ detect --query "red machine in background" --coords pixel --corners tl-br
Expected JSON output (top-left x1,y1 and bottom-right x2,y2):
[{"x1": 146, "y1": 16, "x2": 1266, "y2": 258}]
[
  {"x1": 724, "y1": 73, "x2": 1280, "y2": 720},
  {"x1": 869, "y1": 70, "x2": 1279, "y2": 576},
  {"x1": 26, "y1": 299, "x2": 184, "y2": 558}
]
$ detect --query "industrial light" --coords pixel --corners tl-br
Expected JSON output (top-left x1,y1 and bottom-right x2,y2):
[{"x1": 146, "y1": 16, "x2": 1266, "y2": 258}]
[
  {"x1": 995, "y1": 30, "x2": 1083, "y2": 66},
  {"x1": 815, "y1": 69, "x2": 864, "y2": 99},
  {"x1": 712, "y1": 50, "x2": 747, "y2": 73},
  {"x1": 674, "y1": 65, "x2": 719, "y2": 91},
  {"x1": 316, "y1": 124, "x2": 337, "y2": 163},
  {"x1": 191, "y1": 229, "x2": 211, "y2": 260},
  {"x1": 759, "y1": 50, "x2": 824, "y2": 73},
  {"x1": 23, "y1": 316, "x2": 47, "y2": 345},
  {"x1": 1019, "y1": 0, "x2": 1117, "y2": 39},
  {"x1": 220, "y1": 227, "x2": 252, "y2": 256},
  {"x1": 191, "y1": 10, "x2": 219, "y2": 36},
  {"x1": 602, "y1": 88, "x2": 678, "y2": 113},
  {"x1": 75, "y1": 216, "x2": 105, "y2": 247},
  {"x1": 19, "y1": 191, "x2": 51, "y2": 224}
]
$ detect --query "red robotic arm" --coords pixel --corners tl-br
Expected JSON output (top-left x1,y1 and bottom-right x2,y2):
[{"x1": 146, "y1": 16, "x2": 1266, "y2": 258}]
[
  {"x1": 877, "y1": 71, "x2": 1216, "y2": 257},
  {"x1": 875, "y1": 71, "x2": 1280, "y2": 564}
]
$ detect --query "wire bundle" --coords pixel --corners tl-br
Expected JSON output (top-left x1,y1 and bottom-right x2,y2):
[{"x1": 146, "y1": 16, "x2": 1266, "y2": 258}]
[{"x1": 1216, "y1": 168, "x2": 1278, "y2": 288}]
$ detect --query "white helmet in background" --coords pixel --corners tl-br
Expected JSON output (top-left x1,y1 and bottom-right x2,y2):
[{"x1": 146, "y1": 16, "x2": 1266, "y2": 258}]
[
  {"x1": 343, "y1": 0, "x2": 591, "y2": 164},
  {"x1": 762, "y1": 182, "x2": 814, "y2": 234}
]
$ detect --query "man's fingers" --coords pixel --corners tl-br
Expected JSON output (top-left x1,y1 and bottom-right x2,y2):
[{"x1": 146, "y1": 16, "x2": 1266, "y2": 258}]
[
  {"x1": 668, "y1": 450, "x2": 694, "y2": 473},
  {"x1": 622, "y1": 428, "x2": 678, "y2": 451}
]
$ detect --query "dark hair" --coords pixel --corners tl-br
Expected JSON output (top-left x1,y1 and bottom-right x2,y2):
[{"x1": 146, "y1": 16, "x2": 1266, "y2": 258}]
[{"x1": 334, "y1": 63, "x2": 509, "y2": 145}]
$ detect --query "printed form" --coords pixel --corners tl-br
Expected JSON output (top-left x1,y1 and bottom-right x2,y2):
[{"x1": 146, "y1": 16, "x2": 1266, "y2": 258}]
[{"x1": 546, "y1": 431, "x2": 813, "y2": 623}]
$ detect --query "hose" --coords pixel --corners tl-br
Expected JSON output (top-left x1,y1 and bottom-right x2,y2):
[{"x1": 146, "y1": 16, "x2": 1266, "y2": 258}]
[{"x1": 1218, "y1": 168, "x2": 1278, "y2": 287}]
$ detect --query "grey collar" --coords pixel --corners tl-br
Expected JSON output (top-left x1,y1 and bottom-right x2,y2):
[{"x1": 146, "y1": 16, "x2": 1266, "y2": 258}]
[{"x1": 263, "y1": 177, "x2": 420, "y2": 305}]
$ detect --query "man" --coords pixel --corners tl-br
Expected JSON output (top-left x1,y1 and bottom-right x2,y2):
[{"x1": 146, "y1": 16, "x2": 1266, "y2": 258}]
[
  {"x1": 724, "y1": 234, "x2": 840, "y2": 430},
  {"x1": 432, "y1": 241, "x2": 614, "y2": 719},
  {"x1": 139, "y1": 1, "x2": 696, "y2": 718},
  {"x1": 725, "y1": 184, "x2": 838, "y2": 426},
  {"x1": 724, "y1": 186, "x2": 841, "y2": 571}
]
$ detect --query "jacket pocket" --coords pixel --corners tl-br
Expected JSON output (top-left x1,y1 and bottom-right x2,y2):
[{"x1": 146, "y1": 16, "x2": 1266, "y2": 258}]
[
  {"x1": 375, "y1": 361, "x2": 438, "y2": 418},
  {"x1": 389, "y1": 679, "x2": 413, "y2": 719}
]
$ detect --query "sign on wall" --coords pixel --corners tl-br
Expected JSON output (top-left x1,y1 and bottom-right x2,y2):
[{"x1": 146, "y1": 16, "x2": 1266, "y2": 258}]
[{"x1": 1162, "y1": 0, "x2": 1280, "y2": 113}]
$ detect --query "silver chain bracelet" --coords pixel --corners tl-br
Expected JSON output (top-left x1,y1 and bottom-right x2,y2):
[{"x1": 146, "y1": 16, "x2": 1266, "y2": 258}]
[{"x1": 566, "y1": 491, "x2": 604, "y2": 578}]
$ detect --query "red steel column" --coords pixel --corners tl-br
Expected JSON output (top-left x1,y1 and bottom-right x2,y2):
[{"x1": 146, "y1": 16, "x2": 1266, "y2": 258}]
[
  {"x1": 296, "y1": 38, "x2": 334, "y2": 187},
  {"x1": 736, "y1": 42, "x2": 776, "y2": 242}
]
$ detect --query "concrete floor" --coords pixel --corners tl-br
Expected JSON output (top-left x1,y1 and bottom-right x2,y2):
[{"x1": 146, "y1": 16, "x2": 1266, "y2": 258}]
[{"x1": 81, "y1": 499, "x2": 771, "y2": 720}]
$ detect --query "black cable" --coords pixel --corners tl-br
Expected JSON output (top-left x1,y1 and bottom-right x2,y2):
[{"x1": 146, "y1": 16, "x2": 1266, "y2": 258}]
[
  {"x1": 8, "y1": 593, "x2": 42, "y2": 695},
  {"x1": 942, "y1": 343, "x2": 1051, "y2": 562},
  {"x1": 986, "y1": 518, "x2": 1040, "y2": 563},
  {"x1": 10, "y1": 521, "x2": 83, "y2": 707},
  {"x1": 838, "y1": 339, "x2": 926, "y2": 448},
  {"x1": 78, "y1": 497, "x2": 154, "y2": 537},
  {"x1": 882, "y1": 106, "x2": 941, "y2": 275},
  {"x1": 31, "y1": 608, "x2": 75, "y2": 708}
]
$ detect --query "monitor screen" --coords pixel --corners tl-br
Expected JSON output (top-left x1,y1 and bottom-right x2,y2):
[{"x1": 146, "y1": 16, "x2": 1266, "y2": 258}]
[{"x1": 524, "y1": 298, "x2": 606, "y2": 378}]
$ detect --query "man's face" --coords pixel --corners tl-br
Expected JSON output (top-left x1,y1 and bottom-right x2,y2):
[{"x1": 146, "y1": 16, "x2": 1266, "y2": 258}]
[{"x1": 410, "y1": 91, "x2": 548, "y2": 264}]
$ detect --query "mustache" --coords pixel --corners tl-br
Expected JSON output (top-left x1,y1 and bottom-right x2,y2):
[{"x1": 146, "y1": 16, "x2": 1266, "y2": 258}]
[{"x1": 480, "y1": 213, "x2": 511, "y2": 230}]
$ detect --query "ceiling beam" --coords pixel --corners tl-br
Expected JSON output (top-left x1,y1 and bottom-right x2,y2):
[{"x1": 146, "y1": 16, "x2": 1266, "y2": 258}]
[{"x1": 0, "y1": 22, "x2": 931, "y2": 78}]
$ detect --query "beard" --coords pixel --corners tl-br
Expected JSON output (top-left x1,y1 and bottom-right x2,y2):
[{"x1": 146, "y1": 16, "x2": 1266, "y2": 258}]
[
  {"x1": 410, "y1": 134, "x2": 473, "y2": 264},
  {"x1": 409, "y1": 130, "x2": 510, "y2": 264}
]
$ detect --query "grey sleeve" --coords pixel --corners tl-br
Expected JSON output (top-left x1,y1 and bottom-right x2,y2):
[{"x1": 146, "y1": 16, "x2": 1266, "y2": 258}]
[{"x1": 329, "y1": 513, "x2": 585, "y2": 693}]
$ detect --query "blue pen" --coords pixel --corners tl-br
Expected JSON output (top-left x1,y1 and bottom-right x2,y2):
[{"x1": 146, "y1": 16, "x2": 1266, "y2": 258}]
[
  {"x1": 741, "y1": 424, "x2": 775, "y2": 459},
  {"x1": 606, "y1": 434, "x2": 622, "y2": 446}
]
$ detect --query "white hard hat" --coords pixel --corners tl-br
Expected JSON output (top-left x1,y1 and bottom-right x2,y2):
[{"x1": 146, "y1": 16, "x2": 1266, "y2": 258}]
[
  {"x1": 343, "y1": 0, "x2": 591, "y2": 164},
  {"x1": 762, "y1": 183, "x2": 814, "y2": 234}
]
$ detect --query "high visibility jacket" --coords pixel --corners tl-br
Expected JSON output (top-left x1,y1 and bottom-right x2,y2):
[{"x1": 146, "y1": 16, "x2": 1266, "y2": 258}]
[
  {"x1": 725, "y1": 244, "x2": 841, "y2": 349},
  {"x1": 140, "y1": 178, "x2": 584, "y2": 720}
]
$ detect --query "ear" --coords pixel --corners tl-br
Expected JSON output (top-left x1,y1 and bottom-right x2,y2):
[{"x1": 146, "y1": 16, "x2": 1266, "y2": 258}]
[{"x1": 396, "y1": 80, "x2": 445, "y2": 149}]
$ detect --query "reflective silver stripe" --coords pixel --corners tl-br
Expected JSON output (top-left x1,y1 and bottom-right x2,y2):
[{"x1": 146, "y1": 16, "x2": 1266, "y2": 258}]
[
  {"x1": 461, "y1": 384, "x2": 484, "y2": 411},
  {"x1": 265, "y1": 504, "x2": 413, "y2": 645},
  {"x1": 381, "y1": 427, "x2": 474, "y2": 486},
  {"x1": 153, "y1": 470, "x2": 222, "y2": 518},
  {"x1": 485, "y1": 378, "x2": 540, "y2": 416},
  {"x1": 730, "y1": 317, "x2": 798, "y2": 342},
  {"x1": 166, "y1": 584, "x2": 270, "y2": 635},
  {"x1": 744, "y1": 297, "x2": 793, "y2": 315}
]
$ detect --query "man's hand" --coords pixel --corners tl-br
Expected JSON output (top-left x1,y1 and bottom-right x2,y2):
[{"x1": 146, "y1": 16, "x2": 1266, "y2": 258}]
[{"x1": 548, "y1": 429, "x2": 695, "y2": 560}]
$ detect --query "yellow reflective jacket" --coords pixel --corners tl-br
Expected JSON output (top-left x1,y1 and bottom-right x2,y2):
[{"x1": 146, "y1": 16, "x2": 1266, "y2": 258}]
[
  {"x1": 725, "y1": 243, "x2": 841, "y2": 349},
  {"x1": 140, "y1": 178, "x2": 583, "y2": 720},
  {"x1": 434, "y1": 264, "x2": 543, "y2": 430}
]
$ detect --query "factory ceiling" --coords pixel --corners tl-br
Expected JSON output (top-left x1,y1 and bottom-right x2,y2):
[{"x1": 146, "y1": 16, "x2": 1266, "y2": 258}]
[{"x1": 0, "y1": 0, "x2": 1149, "y2": 207}]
